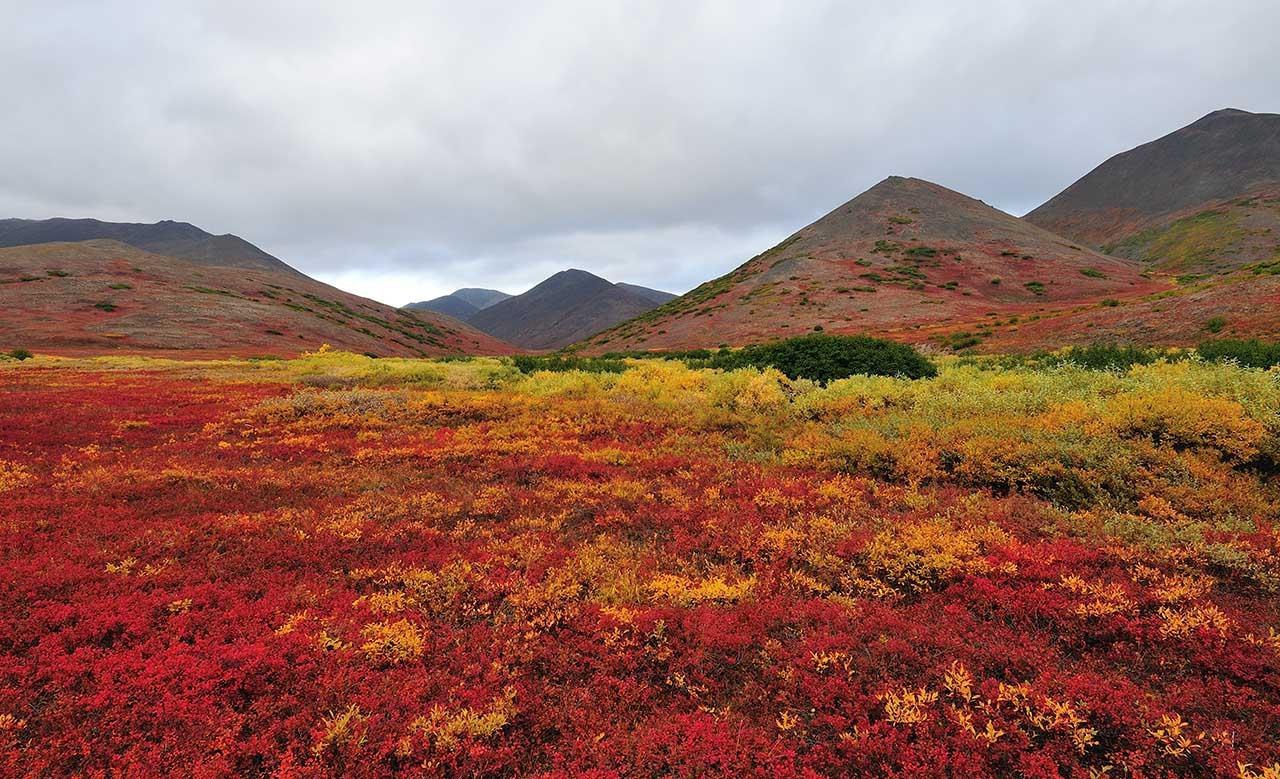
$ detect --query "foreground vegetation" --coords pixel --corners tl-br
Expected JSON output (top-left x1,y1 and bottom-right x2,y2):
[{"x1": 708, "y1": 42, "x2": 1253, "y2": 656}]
[{"x1": 1, "y1": 349, "x2": 1278, "y2": 776}]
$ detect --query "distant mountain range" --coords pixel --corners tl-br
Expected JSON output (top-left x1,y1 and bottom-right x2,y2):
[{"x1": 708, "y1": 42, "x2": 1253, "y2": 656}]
[
  {"x1": 2, "y1": 107, "x2": 1276, "y2": 358},
  {"x1": 409, "y1": 271, "x2": 675, "y2": 350},
  {"x1": 405, "y1": 287, "x2": 512, "y2": 320},
  {"x1": 0, "y1": 217, "x2": 301, "y2": 276}
]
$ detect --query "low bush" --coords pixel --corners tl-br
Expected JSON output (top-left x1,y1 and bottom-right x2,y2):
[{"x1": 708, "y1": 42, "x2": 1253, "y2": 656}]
[
  {"x1": 1053, "y1": 343, "x2": 1168, "y2": 370},
  {"x1": 697, "y1": 333, "x2": 936, "y2": 383},
  {"x1": 1198, "y1": 338, "x2": 1280, "y2": 369},
  {"x1": 512, "y1": 355, "x2": 627, "y2": 374}
]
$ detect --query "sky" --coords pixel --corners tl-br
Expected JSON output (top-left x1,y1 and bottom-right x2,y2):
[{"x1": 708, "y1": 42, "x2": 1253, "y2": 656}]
[{"x1": 2, "y1": 1, "x2": 1278, "y2": 305}]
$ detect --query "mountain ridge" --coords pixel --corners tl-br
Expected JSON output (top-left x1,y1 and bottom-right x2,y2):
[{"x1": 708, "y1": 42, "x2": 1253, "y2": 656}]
[
  {"x1": 467, "y1": 269, "x2": 674, "y2": 349},
  {"x1": 0, "y1": 217, "x2": 301, "y2": 276}
]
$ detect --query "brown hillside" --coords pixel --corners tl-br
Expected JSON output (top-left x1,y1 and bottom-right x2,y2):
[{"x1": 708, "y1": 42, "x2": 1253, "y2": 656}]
[
  {"x1": 0, "y1": 240, "x2": 513, "y2": 357},
  {"x1": 581, "y1": 176, "x2": 1162, "y2": 352}
]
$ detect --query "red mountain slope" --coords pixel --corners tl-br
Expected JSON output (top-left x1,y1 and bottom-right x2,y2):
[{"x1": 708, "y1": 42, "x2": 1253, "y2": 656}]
[
  {"x1": 0, "y1": 240, "x2": 514, "y2": 357},
  {"x1": 581, "y1": 176, "x2": 1163, "y2": 352}
]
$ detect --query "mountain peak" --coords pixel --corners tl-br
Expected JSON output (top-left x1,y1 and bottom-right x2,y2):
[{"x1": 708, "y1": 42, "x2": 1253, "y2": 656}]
[
  {"x1": 579, "y1": 175, "x2": 1155, "y2": 353},
  {"x1": 0, "y1": 216, "x2": 297, "y2": 275},
  {"x1": 1199, "y1": 107, "x2": 1253, "y2": 120},
  {"x1": 1026, "y1": 106, "x2": 1280, "y2": 248},
  {"x1": 551, "y1": 268, "x2": 606, "y2": 282},
  {"x1": 466, "y1": 270, "x2": 673, "y2": 350}
]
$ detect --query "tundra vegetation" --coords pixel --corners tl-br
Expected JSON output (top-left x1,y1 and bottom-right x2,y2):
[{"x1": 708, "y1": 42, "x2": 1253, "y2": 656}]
[{"x1": 1, "y1": 344, "x2": 1279, "y2": 776}]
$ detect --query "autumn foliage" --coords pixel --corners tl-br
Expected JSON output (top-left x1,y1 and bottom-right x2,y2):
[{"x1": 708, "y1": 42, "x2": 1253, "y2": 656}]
[{"x1": 1, "y1": 350, "x2": 1278, "y2": 776}]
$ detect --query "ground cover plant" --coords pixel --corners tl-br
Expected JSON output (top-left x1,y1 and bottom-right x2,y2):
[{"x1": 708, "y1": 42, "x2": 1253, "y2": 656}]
[{"x1": 1, "y1": 349, "x2": 1279, "y2": 776}]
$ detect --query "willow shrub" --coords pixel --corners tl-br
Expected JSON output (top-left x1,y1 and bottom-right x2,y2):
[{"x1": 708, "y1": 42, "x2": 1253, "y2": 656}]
[{"x1": 694, "y1": 333, "x2": 937, "y2": 383}]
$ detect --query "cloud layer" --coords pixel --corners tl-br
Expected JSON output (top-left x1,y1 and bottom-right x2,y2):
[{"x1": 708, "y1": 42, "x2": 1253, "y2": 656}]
[{"x1": 3, "y1": 1, "x2": 1278, "y2": 304}]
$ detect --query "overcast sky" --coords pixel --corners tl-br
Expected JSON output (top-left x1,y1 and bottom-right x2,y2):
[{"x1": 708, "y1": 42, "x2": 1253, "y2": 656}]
[{"x1": 3, "y1": 1, "x2": 1278, "y2": 305}]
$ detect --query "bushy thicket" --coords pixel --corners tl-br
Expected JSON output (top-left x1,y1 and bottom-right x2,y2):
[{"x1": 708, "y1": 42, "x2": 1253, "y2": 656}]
[
  {"x1": 512, "y1": 354, "x2": 627, "y2": 374},
  {"x1": 695, "y1": 333, "x2": 937, "y2": 383},
  {"x1": 1050, "y1": 343, "x2": 1174, "y2": 371},
  {"x1": 1199, "y1": 338, "x2": 1280, "y2": 369}
]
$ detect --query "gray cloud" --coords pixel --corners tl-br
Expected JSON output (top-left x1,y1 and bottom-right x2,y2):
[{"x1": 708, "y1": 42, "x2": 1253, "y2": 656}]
[{"x1": 2, "y1": 0, "x2": 1277, "y2": 304}]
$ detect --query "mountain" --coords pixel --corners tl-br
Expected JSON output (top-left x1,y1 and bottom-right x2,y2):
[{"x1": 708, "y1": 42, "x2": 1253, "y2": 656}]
[
  {"x1": 405, "y1": 294, "x2": 482, "y2": 320},
  {"x1": 0, "y1": 217, "x2": 302, "y2": 276},
  {"x1": 614, "y1": 283, "x2": 677, "y2": 306},
  {"x1": 452, "y1": 288, "x2": 511, "y2": 309},
  {"x1": 404, "y1": 287, "x2": 511, "y2": 319},
  {"x1": 579, "y1": 176, "x2": 1160, "y2": 353},
  {"x1": 1025, "y1": 108, "x2": 1280, "y2": 273},
  {"x1": 0, "y1": 240, "x2": 513, "y2": 357},
  {"x1": 467, "y1": 269, "x2": 674, "y2": 350}
]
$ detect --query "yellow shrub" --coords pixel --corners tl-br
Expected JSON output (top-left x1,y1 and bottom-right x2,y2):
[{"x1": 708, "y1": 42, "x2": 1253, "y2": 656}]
[
  {"x1": 0, "y1": 460, "x2": 32, "y2": 492},
  {"x1": 881, "y1": 686, "x2": 938, "y2": 725},
  {"x1": 647, "y1": 572, "x2": 755, "y2": 606},
  {"x1": 734, "y1": 369, "x2": 789, "y2": 413},
  {"x1": 413, "y1": 687, "x2": 517, "y2": 749},
  {"x1": 313, "y1": 704, "x2": 366, "y2": 756},
  {"x1": 1102, "y1": 388, "x2": 1265, "y2": 462},
  {"x1": 861, "y1": 520, "x2": 1009, "y2": 594},
  {"x1": 360, "y1": 619, "x2": 426, "y2": 664}
]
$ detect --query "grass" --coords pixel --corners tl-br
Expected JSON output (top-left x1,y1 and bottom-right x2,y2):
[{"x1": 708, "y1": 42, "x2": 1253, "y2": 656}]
[{"x1": 1105, "y1": 207, "x2": 1247, "y2": 270}]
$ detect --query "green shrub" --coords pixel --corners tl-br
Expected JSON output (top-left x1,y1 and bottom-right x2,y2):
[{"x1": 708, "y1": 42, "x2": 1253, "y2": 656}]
[
  {"x1": 1079, "y1": 268, "x2": 1107, "y2": 279},
  {"x1": 8, "y1": 348, "x2": 32, "y2": 361},
  {"x1": 1205, "y1": 316, "x2": 1226, "y2": 333},
  {"x1": 512, "y1": 355, "x2": 627, "y2": 374},
  {"x1": 1055, "y1": 344, "x2": 1166, "y2": 370},
  {"x1": 1100, "y1": 298, "x2": 1120, "y2": 307},
  {"x1": 1198, "y1": 339, "x2": 1280, "y2": 369},
  {"x1": 697, "y1": 333, "x2": 936, "y2": 383}
]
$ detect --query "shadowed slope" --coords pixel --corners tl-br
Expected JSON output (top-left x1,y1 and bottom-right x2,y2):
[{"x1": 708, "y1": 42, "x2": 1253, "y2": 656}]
[
  {"x1": 469, "y1": 269, "x2": 673, "y2": 349},
  {"x1": 0, "y1": 217, "x2": 302, "y2": 275},
  {"x1": 1025, "y1": 108, "x2": 1280, "y2": 272}
]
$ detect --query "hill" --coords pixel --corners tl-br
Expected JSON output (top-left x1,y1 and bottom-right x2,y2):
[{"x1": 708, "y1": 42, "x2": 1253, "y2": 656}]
[
  {"x1": 404, "y1": 287, "x2": 511, "y2": 319},
  {"x1": 1025, "y1": 108, "x2": 1280, "y2": 274},
  {"x1": 451, "y1": 288, "x2": 512, "y2": 309},
  {"x1": 404, "y1": 295, "x2": 481, "y2": 320},
  {"x1": 0, "y1": 240, "x2": 513, "y2": 357},
  {"x1": 0, "y1": 217, "x2": 301, "y2": 275},
  {"x1": 468, "y1": 269, "x2": 674, "y2": 350},
  {"x1": 580, "y1": 176, "x2": 1160, "y2": 353},
  {"x1": 614, "y1": 283, "x2": 677, "y2": 306}
]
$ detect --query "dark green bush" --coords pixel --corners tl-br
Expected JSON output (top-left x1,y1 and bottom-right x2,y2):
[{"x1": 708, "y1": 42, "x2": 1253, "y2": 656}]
[
  {"x1": 1198, "y1": 339, "x2": 1280, "y2": 369},
  {"x1": 512, "y1": 355, "x2": 627, "y2": 374},
  {"x1": 8, "y1": 348, "x2": 32, "y2": 361},
  {"x1": 696, "y1": 333, "x2": 936, "y2": 383},
  {"x1": 1055, "y1": 344, "x2": 1165, "y2": 370}
]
